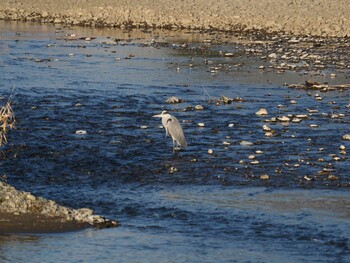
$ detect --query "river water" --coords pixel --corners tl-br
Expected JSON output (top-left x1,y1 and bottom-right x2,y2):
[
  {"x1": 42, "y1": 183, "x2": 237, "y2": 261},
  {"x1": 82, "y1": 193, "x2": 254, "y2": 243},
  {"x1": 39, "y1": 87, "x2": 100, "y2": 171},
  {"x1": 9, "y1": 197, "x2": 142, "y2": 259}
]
[{"x1": 0, "y1": 21, "x2": 349, "y2": 262}]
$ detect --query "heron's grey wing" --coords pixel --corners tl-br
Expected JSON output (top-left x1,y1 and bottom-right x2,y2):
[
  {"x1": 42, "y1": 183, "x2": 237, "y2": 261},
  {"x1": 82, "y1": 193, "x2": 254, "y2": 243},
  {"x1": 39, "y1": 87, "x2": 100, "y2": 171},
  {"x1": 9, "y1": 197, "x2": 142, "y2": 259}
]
[
  {"x1": 167, "y1": 116, "x2": 187, "y2": 148},
  {"x1": 162, "y1": 116, "x2": 170, "y2": 137}
]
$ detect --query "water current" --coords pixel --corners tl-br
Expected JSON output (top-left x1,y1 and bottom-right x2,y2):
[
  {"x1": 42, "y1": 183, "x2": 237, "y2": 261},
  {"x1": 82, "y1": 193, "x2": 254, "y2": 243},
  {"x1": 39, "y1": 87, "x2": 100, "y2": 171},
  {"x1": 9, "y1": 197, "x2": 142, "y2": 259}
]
[{"x1": 0, "y1": 21, "x2": 349, "y2": 262}]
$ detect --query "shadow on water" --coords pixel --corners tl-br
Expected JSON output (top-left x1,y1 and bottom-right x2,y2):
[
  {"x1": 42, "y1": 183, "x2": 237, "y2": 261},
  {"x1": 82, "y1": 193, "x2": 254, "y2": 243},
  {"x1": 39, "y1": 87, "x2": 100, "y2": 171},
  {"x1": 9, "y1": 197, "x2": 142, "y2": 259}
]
[{"x1": 0, "y1": 21, "x2": 349, "y2": 262}]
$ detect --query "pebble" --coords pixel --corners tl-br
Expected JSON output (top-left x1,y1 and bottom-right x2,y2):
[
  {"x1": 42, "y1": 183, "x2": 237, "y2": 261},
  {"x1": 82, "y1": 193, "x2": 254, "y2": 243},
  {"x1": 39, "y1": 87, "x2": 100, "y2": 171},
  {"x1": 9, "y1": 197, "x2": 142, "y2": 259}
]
[
  {"x1": 292, "y1": 118, "x2": 302, "y2": 123},
  {"x1": 197, "y1": 123, "x2": 205, "y2": 127},
  {"x1": 165, "y1": 96, "x2": 182, "y2": 104},
  {"x1": 208, "y1": 149, "x2": 214, "y2": 154},
  {"x1": 75, "y1": 130, "x2": 87, "y2": 135},
  {"x1": 251, "y1": 160, "x2": 260, "y2": 165},
  {"x1": 340, "y1": 145, "x2": 346, "y2": 150},
  {"x1": 140, "y1": 125, "x2": 148, "y2": 129},
  {"x1": 256, "y1": 108, "x2": 268, "y2": 116},
  {"x1": 342, "y1": 134, "x2": 350, "y2": 141},
  {"x1": 278, "y1": 116, "x2": 290, "y2": 122},
  {"x1": 240, "y1": 141, "x2": 253, "y2": 146},
  {"x1": 262, "y1": 125, "x2": 271, "y2": 131},
  {"x1": 260, "y1": 174, "x2": 269, "y2": 180},
  {"x1": 309, "y1": 124, "x2": 319, "y2": 128},
  {"x1": 169, "y1": 166, "x2": 178, "y2": 173},
  {"x1": 255, "y1": 150, "x2": 263, "y2": 154},
  {"x1": 223, "y1": 141, "x2": 231, "y2": 146},
  {"x1": 194, "y1": 105, "x2": 204, "y2": 110}
]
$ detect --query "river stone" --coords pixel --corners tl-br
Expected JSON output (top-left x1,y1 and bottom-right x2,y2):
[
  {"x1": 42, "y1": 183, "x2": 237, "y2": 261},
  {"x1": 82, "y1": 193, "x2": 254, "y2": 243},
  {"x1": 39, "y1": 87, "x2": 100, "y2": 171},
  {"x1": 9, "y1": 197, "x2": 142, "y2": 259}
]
[
  {"x1": 240, "y1": 141, "x2": 253, "y2": 146},
  {"x1": 342, "y1": 134, "x2": 350, "y2": 141},
  {"x1": 256, "y1": 108, "x2": 268, "y2": 116},
  {"x1": 260, "y1": 174, "x2": 269, "y2": 180}
]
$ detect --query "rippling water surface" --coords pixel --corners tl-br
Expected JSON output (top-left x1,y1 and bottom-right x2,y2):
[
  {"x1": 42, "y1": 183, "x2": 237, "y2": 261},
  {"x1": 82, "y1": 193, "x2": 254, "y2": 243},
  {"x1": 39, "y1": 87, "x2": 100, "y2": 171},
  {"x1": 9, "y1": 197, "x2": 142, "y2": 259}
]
[{"x1": 0, "y1": 21, "x2": 349, "y2": 262}]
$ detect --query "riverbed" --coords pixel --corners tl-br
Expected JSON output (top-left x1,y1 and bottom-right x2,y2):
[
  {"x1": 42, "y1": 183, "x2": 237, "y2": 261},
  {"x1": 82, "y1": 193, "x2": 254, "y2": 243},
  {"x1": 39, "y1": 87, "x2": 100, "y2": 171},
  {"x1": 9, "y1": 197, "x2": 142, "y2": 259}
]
[{"x1": 0, "y1": 21, "x2": 349, "y2": 262}]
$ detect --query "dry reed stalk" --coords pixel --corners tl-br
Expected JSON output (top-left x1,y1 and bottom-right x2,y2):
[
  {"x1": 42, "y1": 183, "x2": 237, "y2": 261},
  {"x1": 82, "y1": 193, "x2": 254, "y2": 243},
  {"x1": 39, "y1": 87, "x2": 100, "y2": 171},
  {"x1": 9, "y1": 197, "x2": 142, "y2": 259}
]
[{"x1": 0, "y1": 99, "x2": 15, "y2": 146}]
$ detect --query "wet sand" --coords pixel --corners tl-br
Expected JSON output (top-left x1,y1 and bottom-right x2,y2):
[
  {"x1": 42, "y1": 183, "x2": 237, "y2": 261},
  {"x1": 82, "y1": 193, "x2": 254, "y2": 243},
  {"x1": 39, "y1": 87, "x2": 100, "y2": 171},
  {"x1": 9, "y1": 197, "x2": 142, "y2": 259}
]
[
  {"x1": 0, "y1": 213, "x2": 89, "y2": 234},
  {"x1": 0, "y1": 0, "x2": 349, "y2": 37}
]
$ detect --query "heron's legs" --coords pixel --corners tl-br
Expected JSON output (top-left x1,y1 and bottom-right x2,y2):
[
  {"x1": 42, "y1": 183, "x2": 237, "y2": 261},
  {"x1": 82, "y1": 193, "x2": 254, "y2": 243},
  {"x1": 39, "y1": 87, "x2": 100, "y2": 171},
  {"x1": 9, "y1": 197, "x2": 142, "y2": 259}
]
[{"x1": 172, "y1": 138, "x2": 175, "y2": 153}]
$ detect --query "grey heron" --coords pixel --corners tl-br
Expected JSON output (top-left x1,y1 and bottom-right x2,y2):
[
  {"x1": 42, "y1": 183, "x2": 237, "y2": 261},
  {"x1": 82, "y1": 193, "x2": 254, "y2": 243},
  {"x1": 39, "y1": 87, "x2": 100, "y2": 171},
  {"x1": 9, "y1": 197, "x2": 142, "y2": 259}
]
[{"x1": 153, "y1": 110, "x2": 187, "y2": 153}]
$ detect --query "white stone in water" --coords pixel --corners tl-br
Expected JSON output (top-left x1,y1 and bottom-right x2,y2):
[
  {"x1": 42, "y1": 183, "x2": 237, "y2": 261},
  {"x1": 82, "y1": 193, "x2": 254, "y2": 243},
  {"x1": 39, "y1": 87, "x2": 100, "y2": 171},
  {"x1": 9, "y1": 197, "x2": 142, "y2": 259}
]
[
  {"x1": 310, "y1": 124, "x2": 319, "y2": 128},
  {"x1": 240, "y1": 141, "x2": 253, "y2": 146},
  {"x1": 255, "y1": 150, "x2": 263, "y2": 154},
  {"x1": 224, "y1": 52, "x2": 234, "y2": 57},
  {"x1": 278, "y1": 116, "x2": 290, "y2": 122},
  {"x1": 75, "y1": 130, "x2": 87, "y2": 135},
  {"x1": 256, "y1": 108, "x2": 268, "y2": 116},
  {"x1": 223, "y1": 141, "x2": 231, "y2": 146},
  {"x1": 165, "y1": 96, "x2": 181, "y2": 104},
  {"x1": 340, "y1": 145, "x2": 346, "y2": 150},
  {"x1": 290, "y1": 100, "x2": 297, "y2": 104},
  {"x1": 260, "y1": 174, "x2": 269, "y2": 180},
  {"x1": 292, "y1": 118, "x2": 302, "y2": 123},
  {"x1": 208, "y1": 149, "x2": 214, "y2": 154},
  {"x1": 343, "y1": 134, "x2": 350, "y2": 141},
  {"x1": 251, "y1": 160, "x2": 259, "y2": 165},
  {"x1": 248, "y1": 155, "x2": 255, "y2": 160},
  {"x1": 197, "y1": 123, "x2": 205, "y2": 127},
  {"x1": 265, "y1": 132, "x2": 273, "y2": 137},
  {"x1": 295, "y1": 114, "x2": 308, "y2": 119},
  {"x1": 262, "y1": 125, "x2": 271, "y2": 131},
  {"x1": 194, "y1": 105, "x2": 204, "y2": 110},
  {"x1": 228, "y1": 123, "x2": 234, "y2": 127},
  {"x1": 140, "y1": 125, "x2": 148, "y2": 129}
]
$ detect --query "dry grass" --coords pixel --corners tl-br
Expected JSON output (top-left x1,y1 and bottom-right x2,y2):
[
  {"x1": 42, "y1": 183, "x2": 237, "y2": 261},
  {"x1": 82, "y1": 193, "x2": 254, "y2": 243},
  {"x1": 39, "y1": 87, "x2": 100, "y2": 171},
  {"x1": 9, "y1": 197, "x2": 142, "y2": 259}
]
[{"x1": 0, "y1": 98, "x2": 15, "y2": 147}]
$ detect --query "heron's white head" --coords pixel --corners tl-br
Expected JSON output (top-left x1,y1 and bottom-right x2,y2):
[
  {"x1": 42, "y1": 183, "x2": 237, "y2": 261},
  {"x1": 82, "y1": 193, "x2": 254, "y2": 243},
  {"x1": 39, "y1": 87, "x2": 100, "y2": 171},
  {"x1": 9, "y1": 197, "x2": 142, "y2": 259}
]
[{"x1": 153, "y1": 110, "x2": 169, "y2": 118}]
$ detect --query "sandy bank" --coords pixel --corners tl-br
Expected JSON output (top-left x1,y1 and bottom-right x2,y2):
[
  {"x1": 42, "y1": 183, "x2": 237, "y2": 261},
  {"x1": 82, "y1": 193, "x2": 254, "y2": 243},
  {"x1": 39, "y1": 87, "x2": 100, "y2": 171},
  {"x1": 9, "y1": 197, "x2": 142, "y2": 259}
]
[{"x1": 0, "y1": 0, "x2": 349, "y2": 37}]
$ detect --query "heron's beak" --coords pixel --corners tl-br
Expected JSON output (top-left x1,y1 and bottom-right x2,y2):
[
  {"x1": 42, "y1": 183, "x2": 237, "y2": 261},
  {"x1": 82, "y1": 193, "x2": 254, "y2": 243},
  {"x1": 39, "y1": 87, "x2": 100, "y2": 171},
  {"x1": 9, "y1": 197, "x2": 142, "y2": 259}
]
[{"x1": 153, "y1": 114, "x2": 162, "y2": 118}]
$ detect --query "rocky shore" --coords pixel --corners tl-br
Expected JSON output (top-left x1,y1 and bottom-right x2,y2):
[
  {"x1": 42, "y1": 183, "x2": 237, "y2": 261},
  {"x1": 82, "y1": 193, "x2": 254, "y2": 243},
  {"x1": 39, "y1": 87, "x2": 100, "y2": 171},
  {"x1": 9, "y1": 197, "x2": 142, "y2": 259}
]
[
  {"x1": 0, "y1": 0, "x2": 349, "y2": 37},
  {"x1": 0, "y1": 181, "x2": 118, "y2": 233}
]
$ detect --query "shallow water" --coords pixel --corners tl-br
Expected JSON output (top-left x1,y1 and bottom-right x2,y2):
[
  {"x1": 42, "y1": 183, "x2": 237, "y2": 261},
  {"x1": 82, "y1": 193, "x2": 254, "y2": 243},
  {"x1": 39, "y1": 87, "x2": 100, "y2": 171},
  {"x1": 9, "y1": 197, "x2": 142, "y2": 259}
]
[{"x1": 0, "y1": 21, "x2": 349, "y2": 262}]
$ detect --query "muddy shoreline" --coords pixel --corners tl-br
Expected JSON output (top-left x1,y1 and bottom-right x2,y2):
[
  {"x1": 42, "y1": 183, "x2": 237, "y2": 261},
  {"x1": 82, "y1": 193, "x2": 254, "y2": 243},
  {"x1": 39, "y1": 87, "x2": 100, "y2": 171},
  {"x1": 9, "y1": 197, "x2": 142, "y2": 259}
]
[{"x1": 0, "y1": 0, "x2": 349, "y2": 37}]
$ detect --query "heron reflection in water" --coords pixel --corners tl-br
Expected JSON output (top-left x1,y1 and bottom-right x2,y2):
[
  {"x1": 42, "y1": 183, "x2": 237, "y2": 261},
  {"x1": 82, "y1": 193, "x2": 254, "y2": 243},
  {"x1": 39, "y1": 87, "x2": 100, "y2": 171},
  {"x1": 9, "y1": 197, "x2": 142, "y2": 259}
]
[{"x1": 153, "y1": 110, "x2": 187, "y2": 153}]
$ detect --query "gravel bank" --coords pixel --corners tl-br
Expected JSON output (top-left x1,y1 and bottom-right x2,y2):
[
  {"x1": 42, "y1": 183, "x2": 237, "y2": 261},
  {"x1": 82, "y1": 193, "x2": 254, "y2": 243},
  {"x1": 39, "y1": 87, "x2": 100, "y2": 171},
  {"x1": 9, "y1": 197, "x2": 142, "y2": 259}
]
[
  {"x1": 0, "y1": 181, "x2": 118, "y2": 233},
  {"x1": 0, "y1": 0, "x2": 349, "y2": 37}
]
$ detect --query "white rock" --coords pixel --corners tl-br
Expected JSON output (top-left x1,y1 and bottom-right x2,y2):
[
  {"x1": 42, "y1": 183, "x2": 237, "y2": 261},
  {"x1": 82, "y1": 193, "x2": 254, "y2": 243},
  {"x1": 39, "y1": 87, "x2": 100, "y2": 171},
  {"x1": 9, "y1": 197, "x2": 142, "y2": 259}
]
[
  {"x1": 342, "y1": 134, "x2": 350, "y2": 141},
  {"x1": 197, "y1": 123, "x2": 205, "y2": 127},
  {"x1": 292, "y1": 118, "x2": 302, "y2": 123},
  {"x1": 256, "y1": 108, "x2": 268, "y2": 116},
  {"x1": 165, "y1": 96, "x2": 181, "y2": 104},
  {"x1": 75, "y1": 130, "x2": 87, "y2": 135},
  {"x1": 194, "y1": 105, "x2": 204, "y2": 110},
  {"x1": 208, "y1": 149, "x2": 214, "y2": 154},
  {"x1": 278, "y1": 116, "x2": 290, "y2": 122},
  {"x1": 240, "y1": 141, "x2": 253, "y2": 146},
  {"x1": 262, "y1": 125, "x2": 271, "y2": 131}
]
